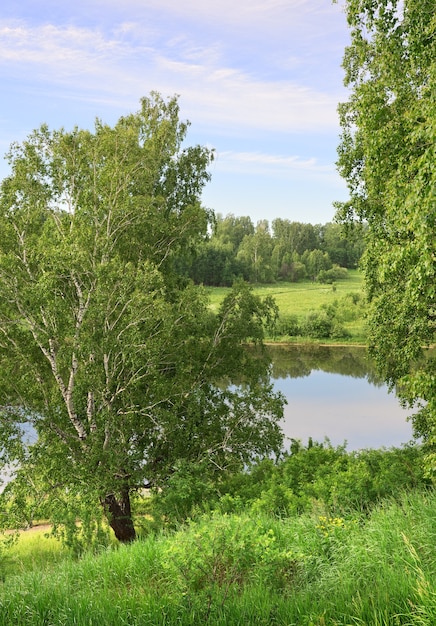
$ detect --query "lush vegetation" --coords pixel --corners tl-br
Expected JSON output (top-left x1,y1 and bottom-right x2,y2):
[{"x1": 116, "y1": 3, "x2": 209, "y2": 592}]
[
  {"x1": 207, "y1": 270, "x2": 367, "y2": 343},
  {"x1": 336, "y1": 0, "x2": 436, "y2": 467},
  {"x1": 1, "y1": 0, "x2": 435, "y2": 619},
  {"x1": 1, "y1": 442, "x2": 434, "y2": 625},
  {"x1": 185, "y1": 214, "x2": 366, "y2": 286},
  {"x1": 0, "y1": 94, "x2": 284, "y2": 542}
]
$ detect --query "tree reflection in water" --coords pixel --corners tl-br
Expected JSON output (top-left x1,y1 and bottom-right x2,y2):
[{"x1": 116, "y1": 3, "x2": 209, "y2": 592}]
[{"x1": 267, "y1": 345, "x2": 415, "y2": 451}]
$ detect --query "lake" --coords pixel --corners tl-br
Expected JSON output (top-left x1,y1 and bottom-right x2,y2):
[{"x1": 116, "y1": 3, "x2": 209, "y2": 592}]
[{"x1": 268, "y1": 345, "x2": 415, "y2": 451}]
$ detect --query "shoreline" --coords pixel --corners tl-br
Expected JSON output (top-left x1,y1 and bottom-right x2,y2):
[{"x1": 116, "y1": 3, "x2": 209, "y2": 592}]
[{"x1": 264, "y1": 341, "x2": 368, "y2": 348}]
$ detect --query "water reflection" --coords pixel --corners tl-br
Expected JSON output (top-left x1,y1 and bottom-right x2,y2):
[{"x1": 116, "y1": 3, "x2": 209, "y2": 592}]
[
  {"x1": 268, "y1": 345, "x2": 414, "y2": 451},
  {"x1": 269, "y1": 344, "x2": 383, "y2": 382}
]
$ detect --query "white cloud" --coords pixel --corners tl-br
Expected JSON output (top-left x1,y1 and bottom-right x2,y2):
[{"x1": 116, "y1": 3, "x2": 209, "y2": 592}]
[
  {"x1": 218, "y1": 151, "x2": 319, "y2": 169},
  {"x1": 212, "y1": 151, "x2": 341, "y2": 185},
  {"x1": 0, "y1": 22, "x2": 151, "y2": 67},
  {"x1": 0, "y1": 19, "x2": 342, "y2": 134},
  {"x1": 88, "y1": 0, "x2": 338, "y2": 31},
  {"x1": 179, "y1": 75, "x2": 340, "y2": 133}
]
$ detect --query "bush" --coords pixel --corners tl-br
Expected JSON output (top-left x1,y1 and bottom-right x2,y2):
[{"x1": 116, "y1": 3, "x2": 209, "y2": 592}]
[
  {"x1": 152, "y1": 461, "x2": 218, "y2": 525},
  {"x1": 301, "y1": 312, "x2": 333, "y2": 338},
  {"x1": 317, "y1": 265, "x2": 348, "y2": 283},
  {"x1": 250, "y1": 478, "x2": 311, "y2": 517},
  {"x1": 330, "y1": 323, "x2": 352, "y2": 340},
  {"x1": 274, "y1": 314, "x2": 301, "y2": 337},
  {"x1": 160, "y1": 513, "x2": 304, "y2": 597},
  {"x1": 238, "y1": 441, "x2": 429, "y2": 517},
  {"x1": 297, "y1": 294, "x2": 362, "y2": 339},
  {"x1": 322, "y1": 293, "x2": 365, "y2": 324}
]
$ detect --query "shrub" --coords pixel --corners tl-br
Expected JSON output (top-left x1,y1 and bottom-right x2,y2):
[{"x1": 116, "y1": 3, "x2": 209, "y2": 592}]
[
  {"x1": 301, "y1": 312, "x2": 333, "y2": 338},
  {"x1": 160, "y1": 513, "x2": 304, "y2": 597},
  {"x1": 152, "y1": 460, "x2": 218, "y2": 525},
  {"x1": 317, "y1": 265, "x2": 348, "y2": 283},
  {"x1": 322, "y1": 292, "x2": 365, "y2": 324},
  {"x1": 211, "y1": 441, "x2": 429, "y2": 523},
  {"x1": 274, "y1": 314, "x2": 301, "y2": 337},
  {"x1": 243, "y1": 441, "x2": 429, "y2": 517},
  {"x1": 330, "y1": 322, "x2": 352, "y2": 339},
  {"x1": 250, "y1": 479, "x2": 311, "y2": 517}
]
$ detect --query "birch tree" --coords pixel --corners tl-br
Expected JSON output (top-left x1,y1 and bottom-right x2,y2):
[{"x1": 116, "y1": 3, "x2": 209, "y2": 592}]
[
  {"x1": 0, "y1": 94, "x2": 284, "y2": 541},
  {"x1": 336, "y1": 1, "x2": 436, "y2": 467}
]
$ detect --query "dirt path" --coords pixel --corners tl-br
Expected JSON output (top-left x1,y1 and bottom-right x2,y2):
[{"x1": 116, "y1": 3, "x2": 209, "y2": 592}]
[
  {"x1": 4, "y1": 523, "x2": 52, "y2": 536},
  {"x1": 20, "y1": 523, "x2": 52, "y2": 534}
]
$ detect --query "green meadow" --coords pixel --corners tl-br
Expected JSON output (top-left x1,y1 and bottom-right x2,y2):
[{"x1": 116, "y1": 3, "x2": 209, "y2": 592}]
[{"x1": 206, "y1": 270, "x2": 367, "y2": 343}]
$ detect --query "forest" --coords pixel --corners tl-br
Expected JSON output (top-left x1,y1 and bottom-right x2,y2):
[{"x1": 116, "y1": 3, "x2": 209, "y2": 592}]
[{"x1": 184, "y1": 214, "x2": 366, "y2": 286}]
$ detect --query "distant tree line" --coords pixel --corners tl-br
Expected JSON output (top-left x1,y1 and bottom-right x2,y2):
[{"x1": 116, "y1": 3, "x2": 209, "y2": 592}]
[{"x1": 183, "y1": 215, "x2": 366, "y2": 286}]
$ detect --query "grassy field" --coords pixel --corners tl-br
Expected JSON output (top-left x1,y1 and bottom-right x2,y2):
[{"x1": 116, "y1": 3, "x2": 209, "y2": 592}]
[
  {"x1": 205, "y1": 270, "x2": 367, "y2": 343},
  {"x1": 206, "y1": 270, "x2": 363, "y2": 313},
  {"x1": 2, "y1": 489, "x2": 436, "y2": 625}
]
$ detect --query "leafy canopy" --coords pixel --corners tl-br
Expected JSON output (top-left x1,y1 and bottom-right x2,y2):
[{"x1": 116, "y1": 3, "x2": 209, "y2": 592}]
[
  {"x1": 0, "y1": 93, "x2": 284, "y2": 540},
  {"x1": 336, "y1": 1, "x2": 436, "y2": 466}
]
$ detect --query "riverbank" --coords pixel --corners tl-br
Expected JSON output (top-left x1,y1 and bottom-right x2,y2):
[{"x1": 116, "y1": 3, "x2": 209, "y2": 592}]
[
  {"x1": 264, "y1": 339, "x2": 368, "y2": 347},
  {"x1": 2, "y1": 487, "x2": 435, "y2": 625}
]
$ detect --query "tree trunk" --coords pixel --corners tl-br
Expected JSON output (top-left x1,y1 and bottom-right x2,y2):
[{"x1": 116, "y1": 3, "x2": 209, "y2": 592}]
[{"x1": 101, "y1": 488, "x2": 136, "y2": 543}]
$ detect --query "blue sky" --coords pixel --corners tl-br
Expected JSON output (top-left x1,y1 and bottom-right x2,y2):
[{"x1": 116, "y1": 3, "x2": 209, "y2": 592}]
[{"x1": 1, "y1": 0, "x2": 351, "y2": 225}]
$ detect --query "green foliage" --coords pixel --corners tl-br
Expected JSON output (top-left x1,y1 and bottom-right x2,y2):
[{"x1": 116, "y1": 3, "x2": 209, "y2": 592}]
[
  {"x1": 0, "y1": 532, "x2": 17, "y2": 583},
  {"x1": 137, "y1": 439, "x2": 428, "y2": 530},
  {"x1": 302, "y1": 248, "x2": 332, "y2": 280},
  {"x1": 317, "y1": 264, "x2": 348, "y2": 284},
  {"x1": 298, "y1": 291, "x2": 367, "y2": 340},
  {"x1": 150, "y1": 460, "x2": 218, "y2": 525},
  {"x1": 208, "y1": 271, "x2": 367, "y2": 343},
  {"x1": 236, "y1": 221, "x2": 275, "y2": 284},
  {"x1": 270, "y1": 313, "x2": 301, "y2": 338},
  {"x1": 0, "y1": 440, "x2": 433, "y2": 622},
  {"x1": 161, "y1": 513, "x2": 303, "y2": 600},
  {"x1": 301, "y1": 312, "x2": 335, "y2": 339},
  {"x1": 216, "y1": 440, "x2": 429, "y2": 518},
  {"x1": 336, "y1": 0, "x2": 436, "y2": 468},
  {"x1": 322, "y1": 292, "x2": 365, "y2": 323},
  {"x1": 190, "y1": 217, "x2": 365, "y2": 286},
  {"x1": 3, "y1": 490, "x2": 436, "y2": 624},
  {"x1": 299, "y1": 308, "x2": 351, "y2": 340},
  {"x1": 0, "y1": 93, "x2": 284, "y2": 542}
]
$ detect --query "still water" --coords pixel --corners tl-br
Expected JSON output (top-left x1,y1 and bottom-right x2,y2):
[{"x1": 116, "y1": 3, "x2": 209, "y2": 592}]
[{"x1": 268, "y1": 345, "x2": 414, "y2": 451}]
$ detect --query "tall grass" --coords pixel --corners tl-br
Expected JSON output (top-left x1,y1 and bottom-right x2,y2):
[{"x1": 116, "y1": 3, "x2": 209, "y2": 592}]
[
  {"x1": 3, "y1": 527, "x2": 66, "y2": 576},
  {"x1": 2, "y1": 489, "x2": 436, "y2": 625}
]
